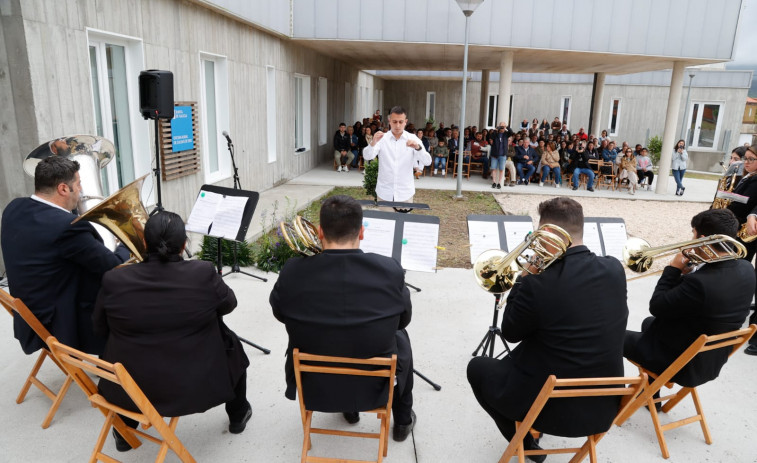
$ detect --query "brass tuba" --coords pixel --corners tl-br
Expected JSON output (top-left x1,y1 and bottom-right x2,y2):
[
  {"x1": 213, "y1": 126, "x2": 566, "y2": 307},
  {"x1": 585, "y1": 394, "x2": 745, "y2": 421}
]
[
  {"x1": 279, "y1": 216, "x2": 322, "y2": 256},
  {"x1": 473, "y1": 224, "x2": 572, "y2": 295},
  {"x1": 622, "y1": 234, "x2": 747, "y2": 274},
  {"x1": 71, "y1": 174, "x2": 150, "y2": 262}
]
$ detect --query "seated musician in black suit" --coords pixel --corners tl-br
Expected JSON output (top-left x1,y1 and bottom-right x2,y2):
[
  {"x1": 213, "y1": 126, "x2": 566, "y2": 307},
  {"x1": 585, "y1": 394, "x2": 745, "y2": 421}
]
[
  {"x1": 94, "y1": 212, "x2": 251, "y2": 451},
  {"x1": 270, "y1": 195, "x2": 416, "y2": 442},
  {"x1": 467, "y1": 197, "x2": 628, "y2": 462},
  {"x1": 624, "y1": 208, "x2": 755, "y2": 385},
  {"x1": 1, "y1": 155, "x2": 129, "y2": 355}
]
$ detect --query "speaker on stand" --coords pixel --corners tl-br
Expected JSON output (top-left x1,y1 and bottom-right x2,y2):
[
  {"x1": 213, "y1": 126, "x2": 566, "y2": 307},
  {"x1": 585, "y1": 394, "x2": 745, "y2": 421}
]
[{"x1": 139, "y1": 70, "x2": 174, "y2": 214}]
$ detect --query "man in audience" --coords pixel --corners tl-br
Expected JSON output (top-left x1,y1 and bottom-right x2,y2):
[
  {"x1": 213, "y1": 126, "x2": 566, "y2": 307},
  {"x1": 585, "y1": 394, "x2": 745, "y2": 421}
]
[
  {"x1": 571, "y1": 141, "x2": 595, "y2": 191},
  {"x1": 470, "y1": 131, "x2": 491, "y2": 179},
  {"x1": 515, "y1": 138, "x2": 538, "y2": 185},
  {"x1": 490, "y1": 123, "x2": 516, "y2": 189},
  {"x1": 271, "y1": 195, "x2": 417, "y2": 442},
  {"x1": 624, "y1": 209, "x2": 754, "y2": 387},
  {"x1": 551, "y1": 117, "x2": 562, "y2": 134},
  {"x1": 468, "y1": 197, "x2": 627, "y2": 462},
  {"x1": 333, "y1": 123, "x2": 353, "y2": 172}
]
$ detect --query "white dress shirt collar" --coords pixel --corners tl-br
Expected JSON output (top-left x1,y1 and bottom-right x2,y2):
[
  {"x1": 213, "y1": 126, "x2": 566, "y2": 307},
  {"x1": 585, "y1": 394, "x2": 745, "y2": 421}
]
[{"x1": 31, "y1": 194, "x2": 70, "y2": 213}]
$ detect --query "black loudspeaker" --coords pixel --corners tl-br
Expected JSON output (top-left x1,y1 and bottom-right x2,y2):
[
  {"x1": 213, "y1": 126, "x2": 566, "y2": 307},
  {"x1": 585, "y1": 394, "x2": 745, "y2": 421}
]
[{"x1": 139, "y1": 70, "x2": 174, "y2": 119}]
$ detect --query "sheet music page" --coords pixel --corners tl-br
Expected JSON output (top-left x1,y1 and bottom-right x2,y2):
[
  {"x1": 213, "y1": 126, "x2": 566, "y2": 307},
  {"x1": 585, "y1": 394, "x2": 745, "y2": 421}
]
[
  {"x1": 505, "y1": 221, "x2": 534, "y2": 256},
  {"x1": 468, "y1": 221, "x2": 501, "y2": 263},
  {"x1": 186, "y1": 190, "x2": 222, "y2": 234},
  {"x1": 599, "y1": 222, "x2": 627, "y2": 261},
  {"x1": 400, "y1": 222, "x2": 439, "y2": 273},
  {"x1": 583, "y1": 222, "x2": 604, "y2": 256},
  {"x1": 209, "y1": 195, "x2": 248, "y2": 239},
  {"x1": 360, "y1": 217, "x2": 396, "y2": 257}
]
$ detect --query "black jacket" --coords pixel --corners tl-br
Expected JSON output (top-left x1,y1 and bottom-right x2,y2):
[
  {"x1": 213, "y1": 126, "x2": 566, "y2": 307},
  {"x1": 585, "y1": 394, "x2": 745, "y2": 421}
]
[
  {"x1": 1, "y1": 197, "x2": 128, "y2": 354},
  {"x1": 514, "y1": 145, "x2": 539, "y2": 166},
  {"x1": 94, "y1": 257, "x2": 248, "y2": 417},
  {"x1": 271, "y1": 249, "x2": 412, "y2": 412},
  {"x1": 333, "y1": 129, "x2": 350, "y2": 152}
]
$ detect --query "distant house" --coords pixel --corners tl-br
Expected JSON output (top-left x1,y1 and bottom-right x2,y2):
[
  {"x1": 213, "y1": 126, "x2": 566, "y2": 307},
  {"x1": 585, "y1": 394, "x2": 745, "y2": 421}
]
[{"x1": 740, "y1": 97, "x2": 757, "y2": 146}]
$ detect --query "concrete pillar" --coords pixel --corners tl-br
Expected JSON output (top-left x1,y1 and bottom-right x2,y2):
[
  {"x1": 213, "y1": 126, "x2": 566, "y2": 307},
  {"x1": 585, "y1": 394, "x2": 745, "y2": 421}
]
[
  {"x1": 497, "y1": 51, "x2": 514, "y2": 127},
  {"x1": 479, "y1": 70, "x2": 490, "y2": 128},
  {"x1": 589, "y1": 72, "x2": 606, "y2": 137},
  {"x1": 656, "y1": 61, "x2": 686, "y2": 195}
]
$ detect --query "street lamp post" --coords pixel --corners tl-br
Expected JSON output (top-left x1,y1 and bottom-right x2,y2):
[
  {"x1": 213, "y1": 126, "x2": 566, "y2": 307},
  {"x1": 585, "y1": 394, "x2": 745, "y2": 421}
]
[
  {"x1": 680, "y1": 72, "x2": 696, "y2": 142},
  {"x1": 454, "y1": 0, "x2": 484, "y2": 199}
]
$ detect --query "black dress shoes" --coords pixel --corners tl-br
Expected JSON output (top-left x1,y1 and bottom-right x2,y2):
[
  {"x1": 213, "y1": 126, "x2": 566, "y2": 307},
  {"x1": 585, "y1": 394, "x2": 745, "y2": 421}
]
[
  {"x1": 343, "y1": 411, "x2": 360, "y2": 424},
  {"x1": 745, "y1": 344, "x2": 757, "y2": 356},
  {"x1": 229, "y1": 405, "x2": 253, "y2": 434},
  {"x1": 112, "y1": 428, "x2": 133, "y2": 452},
  {"x1": 392, "y1": 410, "x2": 416, "y2": 442}
]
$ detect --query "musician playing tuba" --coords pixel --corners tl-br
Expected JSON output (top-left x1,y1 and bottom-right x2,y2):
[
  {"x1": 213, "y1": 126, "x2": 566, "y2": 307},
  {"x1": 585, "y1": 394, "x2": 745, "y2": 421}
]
[
  {"x1": 1, "y1": 156, "x2": 130, "y2": 355},
  {"x1": 467, "y1": 198, "x2": 628, "y2": 461},
  {"x1": 624, "y1": 209, "x2": 756, "y2": 376}
]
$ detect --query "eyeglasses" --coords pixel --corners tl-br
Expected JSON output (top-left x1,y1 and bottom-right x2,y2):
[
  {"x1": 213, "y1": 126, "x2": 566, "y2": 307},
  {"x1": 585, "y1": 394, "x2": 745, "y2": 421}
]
[{"x1": 744, "y1": 157, "x2": 757, "y2": 163}]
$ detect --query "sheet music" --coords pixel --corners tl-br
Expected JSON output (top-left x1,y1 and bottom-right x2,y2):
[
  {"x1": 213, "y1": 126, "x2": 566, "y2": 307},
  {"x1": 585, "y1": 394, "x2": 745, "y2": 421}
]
[
  {"x1": 186, "y1": 190, "x2": 223, "y2": 234},
  {"x1": 583, "y1": 222, "x2": 604, "y2": 256},
  {"x1": 210, "y1": 195, "x2": 248, "y2": 239},
  {"x1": 505, "y1": 221, "x2": 534, "y2": 255},
  {"x1": 600, "y1": 222, "x2": 627, "y2": 261},
  {"x1": 360, "y1": 218, "x2": 396, "y2": 257},
  {"x1": 400, "y1": 222, "x2": 439, "y2": 273},
  {"x1": 468, "y1": 221, "x2": 501, "y2": 263}
]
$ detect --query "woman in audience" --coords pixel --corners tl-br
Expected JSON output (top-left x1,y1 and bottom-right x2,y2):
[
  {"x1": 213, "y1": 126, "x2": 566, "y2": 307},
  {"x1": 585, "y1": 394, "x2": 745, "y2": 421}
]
[
  {"x1": 540, "y1": 141, "x2": 562, "y2": 188},
  {"x1": 636, "y1": 148, "x2": 654, "y2": 189},
  {"x1": 540, "y1": 118, "x2": 550, "y2": 133},
  {"x1": 618, "y1": 147, "x2": 639, "y2": 195},
  {"x1": 586, "y1": 140, "x2": 600, "y2": 160},
  {"x1": 599, "y1": 130, "x2": 609, "y2": 143},
  {"x1": 671, "y1": 139, "x2": 689, "y2": 196}
]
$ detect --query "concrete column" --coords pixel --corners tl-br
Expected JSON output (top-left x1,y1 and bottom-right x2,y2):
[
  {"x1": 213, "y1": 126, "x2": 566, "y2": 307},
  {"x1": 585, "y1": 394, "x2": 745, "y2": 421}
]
[
  {"x1": 479, "y1": 69, "x2": 490, "y2": 128},
  {"x1": 497, "y1": 51, "x2": 514, "y2": 127},
  {"x1": 589, "y1": 72, "x2": 606, "y2": 137},
  {"x1": 656, "y1": 61, "x2": 686, "y2": 195}
]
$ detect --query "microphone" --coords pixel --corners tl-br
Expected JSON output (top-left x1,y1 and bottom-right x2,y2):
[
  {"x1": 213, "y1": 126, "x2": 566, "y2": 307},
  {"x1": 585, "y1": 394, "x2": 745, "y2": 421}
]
[{"x1": 222, "y1": 131, "x2": 232, "y2": 144}]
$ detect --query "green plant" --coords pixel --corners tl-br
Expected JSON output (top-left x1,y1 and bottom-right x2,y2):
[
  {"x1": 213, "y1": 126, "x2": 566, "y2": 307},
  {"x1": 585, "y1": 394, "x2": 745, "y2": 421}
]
[
  {"x1": 197, "y1": 236, "x2": 254, "y2": 266},
  {"x1": 426, "y1": 116, "x2": 436, "y2": 131},
  {"x1": 249, "y1": 200, "x2": 299, "y2": 273},
  {"x1": 647, "y1": 135, "x2": 662, "y2": 166},
  {"x1": 363, "y1": 157, "x2": 379, "y2": 201}
]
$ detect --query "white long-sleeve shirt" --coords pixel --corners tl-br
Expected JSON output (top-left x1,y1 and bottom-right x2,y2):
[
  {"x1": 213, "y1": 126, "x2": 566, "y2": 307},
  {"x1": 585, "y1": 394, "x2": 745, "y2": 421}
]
[{"x1": 363, "y1": 130, "x2": 431, "y2": 201}]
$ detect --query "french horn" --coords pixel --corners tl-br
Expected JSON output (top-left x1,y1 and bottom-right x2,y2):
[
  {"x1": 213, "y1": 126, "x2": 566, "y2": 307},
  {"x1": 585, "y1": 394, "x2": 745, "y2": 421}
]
[{"x1": 279, "y1": 216, "x2": 322, "y2": 256}]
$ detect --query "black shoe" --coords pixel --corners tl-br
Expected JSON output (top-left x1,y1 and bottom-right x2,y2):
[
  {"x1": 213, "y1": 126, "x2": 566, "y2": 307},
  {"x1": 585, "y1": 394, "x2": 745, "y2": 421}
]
[
  {"x1": 112, "y1": 428, "x2": 133, "y2": 452},
  {"x1": 229, "y1": 405, "x2": 252, "y2": 434},
  {"x1": 572, "y1": 186, "x2": 578, "y2": 191},
  {"x1": 517, "y1": 179, "x2": 523, "y2": 185},
  {"x1": 492, "y1": 182, "x2": 497, "y2": 188},
  {"x1": 587, "y1": 187, "x2": 594, "y2": 192},
  {"x1": 745, "y1": 344, "x2": 757, "y2": 356},
  {"x1": 523, "y1": 436, "x2": 547, "y2": 463},
  {"x1": 524, "y1": 180, "x2": 529, "y2": 185},
  {"x1": 393, "y1": 410, "x2": 416, "y2": 442},
  {"x1": 497, "y1": 183, "x2": 502, "y2": 189},
  {"x1": 343, "y1": 411, "x2": 360, "y2": 424}
]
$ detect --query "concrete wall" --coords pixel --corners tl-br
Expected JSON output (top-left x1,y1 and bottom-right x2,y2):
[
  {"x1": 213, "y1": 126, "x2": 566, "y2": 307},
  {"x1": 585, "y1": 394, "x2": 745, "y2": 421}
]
[{"x1": 0, "y1": 0, "x2": 383, "y2": 272}]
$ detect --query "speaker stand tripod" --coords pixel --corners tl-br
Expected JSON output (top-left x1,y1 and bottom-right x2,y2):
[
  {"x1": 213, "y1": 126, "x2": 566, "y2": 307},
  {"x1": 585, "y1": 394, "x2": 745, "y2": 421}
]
[{"x1": 472, "y1": 294, "x2": 511, "y2": 358}]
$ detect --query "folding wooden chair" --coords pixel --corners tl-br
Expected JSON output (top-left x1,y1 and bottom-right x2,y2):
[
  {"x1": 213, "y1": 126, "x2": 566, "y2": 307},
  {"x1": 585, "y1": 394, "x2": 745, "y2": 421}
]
[
  {"x1": 597, "y1": 161, "x2": 617, "y2": 190},
  {"x1": 0, "y1": 291, "x2": 73, "y2": 429},
  {"x1": 469, "y1": 157, "x2": 485, "y2": 177},
  {"x1": 453, "y1": 150, "x2": 471, "y2": 179},
  {"x1": 499, "y1": 374, "x2": 647, "y2": 463},
  {"x1": 48, "y1": 337, "x2": 195, "y2": 463},
  {"x1": 293, "y1": 348, "x2": 397, "y2": 463},
  {"x1": 615, "y1": 325, "x2": 757, "y2": 459}
]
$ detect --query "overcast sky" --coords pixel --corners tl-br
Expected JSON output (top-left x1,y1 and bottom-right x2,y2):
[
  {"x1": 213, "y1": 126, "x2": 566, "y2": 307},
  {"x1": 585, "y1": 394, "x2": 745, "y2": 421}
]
[{"x1": 733, "y1": 0, "x2": 757, "y2": 65}]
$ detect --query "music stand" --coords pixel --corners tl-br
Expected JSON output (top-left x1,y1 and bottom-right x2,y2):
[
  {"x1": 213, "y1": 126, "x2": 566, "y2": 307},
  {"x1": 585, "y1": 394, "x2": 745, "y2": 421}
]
[
  {"x1": 186, "y1": 185, "x2": 270, "y2": 354},
  {"x1": 472, "y1": 294, "x2": 511, "y2": 358}
]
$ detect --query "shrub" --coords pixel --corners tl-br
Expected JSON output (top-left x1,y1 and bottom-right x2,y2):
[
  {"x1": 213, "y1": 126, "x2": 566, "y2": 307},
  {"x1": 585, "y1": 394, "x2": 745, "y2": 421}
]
[
  {"x1": 647, "y1": 135, "x2": 662, "y2": 166},
  {"x1": 363, "y1": 157, "x2": 379, "y2": 202},
  {"x1": 197, "y1": 236, "x2": 253, "y2": 267},
  {"x1": 249, "y1": 199, "x2": 299, "y2": 273}
]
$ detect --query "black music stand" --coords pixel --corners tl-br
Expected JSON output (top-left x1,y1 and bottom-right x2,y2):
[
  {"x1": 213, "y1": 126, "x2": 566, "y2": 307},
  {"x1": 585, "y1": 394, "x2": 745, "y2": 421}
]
[
  {"x1": 188, "y1": 185, "x2": 270, "y2": 354},
  {"x1": 472, "y1": 294, "x2": 511, "y2": 358}
]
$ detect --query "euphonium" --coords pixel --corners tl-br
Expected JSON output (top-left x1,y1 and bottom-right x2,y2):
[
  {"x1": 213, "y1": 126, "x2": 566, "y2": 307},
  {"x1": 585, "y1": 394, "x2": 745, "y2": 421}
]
[
  {"x1": 473, "y1": 224, "x2": 572, "y2": 295},
  {"x1": 622, "y1": 234, "x2": 747, "y2": 274},
  {"x1": 279, "y1": 216, "x2": 322, "y2": 256},
  {"x1": 71, "y1": 174, "x2": 150, "y2": 262}
]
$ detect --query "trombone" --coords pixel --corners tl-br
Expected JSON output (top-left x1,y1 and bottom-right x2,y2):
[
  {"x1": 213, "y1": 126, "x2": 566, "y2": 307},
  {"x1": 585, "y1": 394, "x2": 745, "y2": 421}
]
[{"x1": 623, "y1": 234, "x2": 747, "y2": 275}]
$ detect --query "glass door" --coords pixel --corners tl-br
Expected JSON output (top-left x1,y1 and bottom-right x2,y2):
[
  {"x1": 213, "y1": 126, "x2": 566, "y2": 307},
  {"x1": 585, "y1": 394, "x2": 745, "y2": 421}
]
[{"x1": 686, "y1": 102, "x2": 723, "y2": 149}]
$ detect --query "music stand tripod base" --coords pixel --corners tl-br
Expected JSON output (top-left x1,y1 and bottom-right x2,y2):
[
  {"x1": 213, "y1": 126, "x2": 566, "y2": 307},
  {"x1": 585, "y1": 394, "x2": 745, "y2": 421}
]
[{"x1": 472, "y1": 294, "x2": 511, "y2": 359}]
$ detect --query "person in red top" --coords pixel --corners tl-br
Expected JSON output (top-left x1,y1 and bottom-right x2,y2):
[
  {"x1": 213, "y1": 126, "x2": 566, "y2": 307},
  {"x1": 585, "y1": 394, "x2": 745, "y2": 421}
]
[
  {"x1": 577, "y1": 127, "x2": 589, "y2": 141},
  {"x1": 470, "y1": 131, "x2": 491, "y2": 178}
]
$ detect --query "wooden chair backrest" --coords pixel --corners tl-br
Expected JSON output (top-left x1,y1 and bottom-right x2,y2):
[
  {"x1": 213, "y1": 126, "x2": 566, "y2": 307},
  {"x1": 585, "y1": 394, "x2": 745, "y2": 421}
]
[{"x1": 0, "y1": 291, "x2": 53, "y2": 342}]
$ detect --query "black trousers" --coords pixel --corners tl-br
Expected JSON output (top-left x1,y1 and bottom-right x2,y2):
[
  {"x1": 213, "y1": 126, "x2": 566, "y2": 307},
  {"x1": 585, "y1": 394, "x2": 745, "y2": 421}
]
[
  {"x1": 392, "y1": 330, "x2": 414, "y2": 425},
  {"x1": 117, "y1": 371, "x2": 249, "y2": 431},
  {"x1": 466, "y1": 357, "x2": 538, "y2": 448}
]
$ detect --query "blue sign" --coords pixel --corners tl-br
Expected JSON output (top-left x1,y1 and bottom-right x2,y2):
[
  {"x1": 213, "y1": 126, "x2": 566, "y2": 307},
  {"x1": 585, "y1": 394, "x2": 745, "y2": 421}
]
[{"x1": 171, "y1": 106, "x2": 194, "y2": 152}]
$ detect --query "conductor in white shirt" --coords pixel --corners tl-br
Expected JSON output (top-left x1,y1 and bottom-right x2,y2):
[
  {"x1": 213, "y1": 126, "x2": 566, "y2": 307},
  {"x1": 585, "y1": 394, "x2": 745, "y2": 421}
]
[{"x1": 363, "y1": 106, "x2": 432, "y2": 204}]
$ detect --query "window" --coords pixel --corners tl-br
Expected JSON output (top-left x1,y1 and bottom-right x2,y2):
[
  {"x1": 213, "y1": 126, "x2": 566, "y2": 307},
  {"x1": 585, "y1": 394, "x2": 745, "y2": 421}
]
[
  {"x1": 318, "y1": 77, "x2": 327, "y2": 146},
  {"x1": 487, "y1": 95, "x2": 499, "y2": 128},
  {"x1": 199, "y1": 54, "x2": 230, "y2": 183},
  {"x1": 344, "y1": 82, "x2": 352, "y2": 123},
  {"x1": 294, "y1": 74, "x2": 311, "y2": 152},
  {"x1": 266, "y1": 66, "x2": 277, "y2": 163},
  {"x1": 686, "y1": 101, "x2": 724, "y2": 149},
  {"x1": 87, "y1": 32, "x2": 150, "y2": 196},
  {"x1": 426, "y1": 92, "x2": 436, "y2": 122},
  {"x1": 560, "y1": 96, "x2": 572, "y2": 128},
  {"x1": 608, "y1": 98, "x2": 621, "y2": 136}
]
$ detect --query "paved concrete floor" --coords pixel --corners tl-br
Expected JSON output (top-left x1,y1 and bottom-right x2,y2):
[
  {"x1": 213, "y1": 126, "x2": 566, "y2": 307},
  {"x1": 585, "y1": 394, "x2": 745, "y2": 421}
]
[{"x1": 2, "y1": 163, "x2": 755, "y2": 462}]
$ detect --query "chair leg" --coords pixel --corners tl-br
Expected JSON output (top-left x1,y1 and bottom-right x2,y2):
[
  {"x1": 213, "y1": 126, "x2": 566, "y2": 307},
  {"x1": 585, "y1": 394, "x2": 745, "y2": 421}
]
[
  {"x1": 382, "y1": 411, "x2": 390, "y2": 457},
  {"x1": 377, "y1": 413, "x2": 385, "y2": 463},
  {"x1": 155, "y1": 417, "x2": 181, "y2": 463},
  {"x1": 647, "y1": 395, "x2": 670, "y2": 459},
  {"x1": 91, "y1": 411, "x2": 116, "y2": 463},
  {"x1": 301, "y1": 411, "x2": 313, "y2": 462},
  {"x1": 690, "y1": 388, "x2": 712, "y2": 445},
  {"x1": 41, "y1": 374, "x2": 73, "y2": 429},
  {"x1": 588, "y1": 434, "x2": 598, "y2": 463},
  {"x1": 17, "y1": 350, "x2": 48, "y2": 404},
  {"x1": 661, "y1": 386, "x2": 691, "y2": 413}
]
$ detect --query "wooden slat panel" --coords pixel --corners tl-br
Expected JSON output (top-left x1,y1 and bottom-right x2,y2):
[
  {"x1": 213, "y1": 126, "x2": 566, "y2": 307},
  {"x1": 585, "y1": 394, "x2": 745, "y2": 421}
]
[{"x1": 159, "y1": 102, "x2": 201, "y2": 181}]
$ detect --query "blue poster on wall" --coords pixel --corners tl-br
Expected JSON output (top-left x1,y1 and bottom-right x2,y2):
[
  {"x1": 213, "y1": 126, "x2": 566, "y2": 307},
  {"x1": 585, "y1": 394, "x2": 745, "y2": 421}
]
[{"x1": 171, "y1": 106, "x2": 194, "y2": 152}]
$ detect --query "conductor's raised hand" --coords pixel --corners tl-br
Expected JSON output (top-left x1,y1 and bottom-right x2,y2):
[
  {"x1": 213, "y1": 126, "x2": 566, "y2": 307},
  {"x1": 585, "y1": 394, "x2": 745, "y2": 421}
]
[
  {"x1": 371, "y1": 131, "x2": 384, "y2": 146},
  {"x1": 406, "y1": 140, "x2": 420, "y2": 150}
]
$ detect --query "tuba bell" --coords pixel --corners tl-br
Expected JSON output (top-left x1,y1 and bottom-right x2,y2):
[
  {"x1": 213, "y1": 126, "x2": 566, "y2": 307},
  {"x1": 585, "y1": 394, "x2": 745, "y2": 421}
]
[
  {"x1": 473, "y1": 224, "x2": 572, "y2": 296},
  {"x1": 622, "y1": 234, "x2": 747, "y2": 274},
  {"x1": 71, "y1": 174, "x2": 150, "y2": 262}
]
